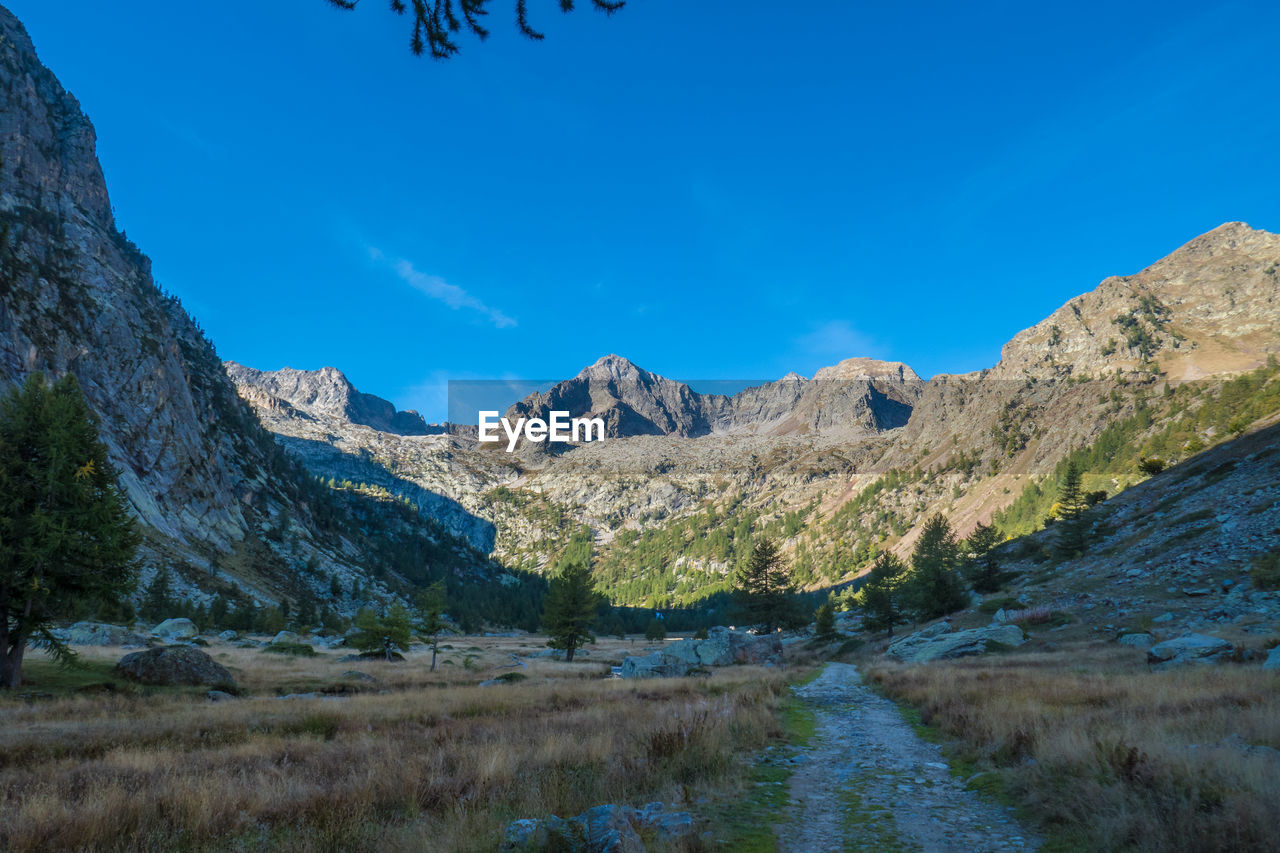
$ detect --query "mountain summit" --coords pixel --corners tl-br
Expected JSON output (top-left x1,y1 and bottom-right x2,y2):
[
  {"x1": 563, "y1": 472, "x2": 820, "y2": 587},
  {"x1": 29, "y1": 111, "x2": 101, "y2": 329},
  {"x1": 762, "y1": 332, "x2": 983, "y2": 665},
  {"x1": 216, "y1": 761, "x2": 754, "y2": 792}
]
[{"x1": 225, "y1": 362, "x2": 437, "y2": 436}]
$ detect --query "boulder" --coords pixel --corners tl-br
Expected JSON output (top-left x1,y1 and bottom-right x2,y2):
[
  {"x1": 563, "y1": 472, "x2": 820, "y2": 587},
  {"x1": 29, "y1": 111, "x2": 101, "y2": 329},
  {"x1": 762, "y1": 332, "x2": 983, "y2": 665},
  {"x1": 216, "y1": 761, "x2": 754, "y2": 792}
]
[
  {"x1": 887, "y1": 623, "x2": 1025, "y2": 663},
  {"x1": 1146, "y1": 633, "x2": 1233, "y2": 668},
  {"x1": 65, "y1": 621, "x2": 148, "y2": 647},
  {"x1": 271, "y1": 630, "x2": 300, "y2": 645},
  {"x1": 116, "y1": 646, "x2": 235, "y2": 687},
  {"x1": 1265, "y1": 647, "x2": 1280, "y2": 671},
  {"x1": 500, "y1": 803, "x2": 693, "y2": 852},
  {"x1": 618, "y1": 627, "x2": 782, "y2": 678},
  {"x1": 217, "y1": 630, "x2": 238, "y2": 642},
  {"x1": 619, "y1": 650, "x2": 695, "y2": 679},
  {"x1": 1117, "y1": 633, "x2": 1155, "y2": 649},
  {"x1": 152, "y1": 618, "x2": 198, "y2": 641}
]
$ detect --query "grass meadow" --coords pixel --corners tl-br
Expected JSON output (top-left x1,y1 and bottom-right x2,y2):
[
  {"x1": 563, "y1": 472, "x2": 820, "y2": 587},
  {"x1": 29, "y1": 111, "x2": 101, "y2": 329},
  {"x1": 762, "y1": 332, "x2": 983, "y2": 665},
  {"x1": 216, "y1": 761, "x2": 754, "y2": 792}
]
[
  {"x1": 864, "y1": 643, "x2": 1280, "y2": 853},
  {"x1": 0, "y1": 637, "x2": 795, "y2": 852}
]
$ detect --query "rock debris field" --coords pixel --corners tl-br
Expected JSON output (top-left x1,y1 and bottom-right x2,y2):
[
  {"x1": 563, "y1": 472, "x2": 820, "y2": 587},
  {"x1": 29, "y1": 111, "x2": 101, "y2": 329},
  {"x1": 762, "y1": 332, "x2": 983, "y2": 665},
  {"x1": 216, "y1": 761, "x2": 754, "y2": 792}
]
[{"x1": 777, "y1": 663, "x2": 1038, "y2": 852}]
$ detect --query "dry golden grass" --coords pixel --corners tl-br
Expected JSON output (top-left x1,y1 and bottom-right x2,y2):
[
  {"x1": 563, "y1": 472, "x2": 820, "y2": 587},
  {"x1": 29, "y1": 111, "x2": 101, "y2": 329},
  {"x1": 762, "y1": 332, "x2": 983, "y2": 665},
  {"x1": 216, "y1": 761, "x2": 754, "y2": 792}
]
[
  {"x1": 865, "y1": 643, "x2": 1280, "y2": 853},
  {"x1": 1, "y1": 640, "x2": 792, "y2": 852}
]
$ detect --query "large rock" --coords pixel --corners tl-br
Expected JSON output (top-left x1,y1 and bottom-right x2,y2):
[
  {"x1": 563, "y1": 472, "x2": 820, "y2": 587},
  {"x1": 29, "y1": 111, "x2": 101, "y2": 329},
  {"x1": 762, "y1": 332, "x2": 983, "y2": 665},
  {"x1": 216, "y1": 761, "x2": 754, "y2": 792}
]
[
  {"x1": 619, "y1": 627, "x2": 782, "y2": 678},
  {"x1": 1146, "y1": 633, "x2": 1233, "y2": 668},
  {"x1": 271, "y1": 630, "x2": 300, "y2": 645},
  {"x1": 64, "y1": 621, "x2": 148, "y2": 647},
  {"x1": 887, "y1": 623, "x2": 1025, "y2": 663},
  {"x1": 500, "y1": 802, "x2": 693, "y2": 852},
  {"x1": 1117, "y1": 633, "x2": 1155, "y2": 649},
  {"x1": 116, "y1": 646, "x2": 235, "y2": 687},
  {"x1": 1263, "y1": 647, "x2": 1280, "y2": 670},
  {"x1": 152, "y1": 618, "x2": 199, "y2": 641}
]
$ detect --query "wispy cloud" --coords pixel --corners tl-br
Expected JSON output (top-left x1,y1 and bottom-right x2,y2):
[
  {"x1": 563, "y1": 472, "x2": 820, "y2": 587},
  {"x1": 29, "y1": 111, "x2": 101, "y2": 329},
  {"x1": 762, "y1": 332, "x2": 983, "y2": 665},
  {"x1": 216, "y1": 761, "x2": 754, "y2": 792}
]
[
  {"x1": 370, "y1": 248, "x2": 516, "y2": 329},
  {"x1": 794, "y1": 320, "x2": 878, "y2": 360}
]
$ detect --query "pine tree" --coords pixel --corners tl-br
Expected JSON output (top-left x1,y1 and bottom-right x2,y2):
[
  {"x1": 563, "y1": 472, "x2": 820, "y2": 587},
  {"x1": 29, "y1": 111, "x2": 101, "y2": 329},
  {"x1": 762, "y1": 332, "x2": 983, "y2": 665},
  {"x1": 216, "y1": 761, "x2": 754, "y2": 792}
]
[
  {"x1": 0, "y1": 373, "x2": 140, "y2": 689},
  {"x1": 644, "y1": 617, "x2": 666, "y2": 643},
  {"x1": 1054, "y1": 461, "x2": 1091, "y2": 559},
  {"x1": 416, "y1": 581, "x2": 448, "y2": 672},
  {"x1": 962, "y1": 522, "x2": 1010, "y2": 593},
  {"x1": 855, "y1": 551, "x2": 908, "y2": 637},
  {"x1": 733, "y1": 537, "x2": 802, "y2": 633},
  {"x1": 141, "y1": 568, "x2": 175, "y2": 622},
  {"x1": 813, "y1": 596, "x2": 838, "y2": 642},
  {"x1": 542, "y1": 560, "x2": 602, "y2": 662},
  {"x1": 904, "y1": 514, "x2": 969, "y2": 620}
]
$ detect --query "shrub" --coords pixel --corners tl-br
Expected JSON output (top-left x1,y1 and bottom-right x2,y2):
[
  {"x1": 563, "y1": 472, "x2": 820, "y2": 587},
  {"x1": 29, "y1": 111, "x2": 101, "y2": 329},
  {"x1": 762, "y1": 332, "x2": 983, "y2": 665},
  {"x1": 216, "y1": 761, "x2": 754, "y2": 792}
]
[
  {"x1": 263, "y1": 642, "x2": 317, "y2": 657},
  {"x1": 1137, "y1": 457, "x2": 1167, "y2": 476},
  {"x1": 1250, "y1": 553, "x2": 1280, "y2": 591}
]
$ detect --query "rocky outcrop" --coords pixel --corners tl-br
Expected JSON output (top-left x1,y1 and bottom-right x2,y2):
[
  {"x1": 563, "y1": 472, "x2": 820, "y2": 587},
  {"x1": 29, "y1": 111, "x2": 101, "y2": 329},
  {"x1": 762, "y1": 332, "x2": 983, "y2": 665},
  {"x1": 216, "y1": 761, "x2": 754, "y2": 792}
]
[
  {"x1": 619, "y1": 627, "x2": 783, "y2": 678},
  {"x1": 1146, "y1": 633, "x2": 1233, "y2": 669},
  {"x1": 887, "y1": 622, "x2": 1025, "y2": 663},
  {"x1": 500, "y1": 802, "x2": 694, "y2": 852},
  {"x1": 151, "y1": 618, "x2": 199, "y2": 642},
  {"x1": 0, "y1": 5, "x2": 492, "y2": 614},
  {"x1": 225, "y1": 362, "x2": 439, "y2": 436},
  {"x1": 115, "y1": 646, "x2": 235, "y2": 687},
  {"x1": 58, "y1": 622, "x2": 148, "y2": 647}
]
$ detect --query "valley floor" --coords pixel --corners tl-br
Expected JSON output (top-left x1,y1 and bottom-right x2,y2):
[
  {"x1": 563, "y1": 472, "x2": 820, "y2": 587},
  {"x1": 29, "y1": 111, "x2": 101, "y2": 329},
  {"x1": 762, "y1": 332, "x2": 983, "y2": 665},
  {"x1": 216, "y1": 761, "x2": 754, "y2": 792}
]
[{"x1": 778, "y1": 663, "x2": 1036, "y2": 852}]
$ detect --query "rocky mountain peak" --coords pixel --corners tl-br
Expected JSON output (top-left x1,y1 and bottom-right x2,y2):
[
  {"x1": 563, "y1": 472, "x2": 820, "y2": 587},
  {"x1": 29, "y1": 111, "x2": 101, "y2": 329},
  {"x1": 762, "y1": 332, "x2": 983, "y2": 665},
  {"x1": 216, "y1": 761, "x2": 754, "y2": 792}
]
[
  {"x1": 224, "y1": 362, "x2": 435, "y2": 436},
  {"x1": 991, "y1": 222, "x2": 1280, "y2": 380},
  {"x1": 813, "y1": 358, "x2": 922, "y2": 383},
  {"x1": 0, "y1": 6, "x2": 114, "y2": 230}
]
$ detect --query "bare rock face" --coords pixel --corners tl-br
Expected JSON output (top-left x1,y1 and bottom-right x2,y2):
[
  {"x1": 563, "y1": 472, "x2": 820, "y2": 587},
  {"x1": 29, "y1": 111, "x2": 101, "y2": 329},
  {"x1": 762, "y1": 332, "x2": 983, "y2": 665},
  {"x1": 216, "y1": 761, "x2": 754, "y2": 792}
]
[
  {"x1": 887, "y1": 623, "x2": 1026, "y2": 663},
  {"x1": 506, "y1": 353, "x2": 923, "y2": 441},
  {"x1": 0, "y1": 6, "x2": 497, "y2": 612},
  {"x1": 0, "y1": 7, "x2": 256, "y2": 555},
  {"x1": 225, "y1": 362, "x2": 438, "y2": 436}
]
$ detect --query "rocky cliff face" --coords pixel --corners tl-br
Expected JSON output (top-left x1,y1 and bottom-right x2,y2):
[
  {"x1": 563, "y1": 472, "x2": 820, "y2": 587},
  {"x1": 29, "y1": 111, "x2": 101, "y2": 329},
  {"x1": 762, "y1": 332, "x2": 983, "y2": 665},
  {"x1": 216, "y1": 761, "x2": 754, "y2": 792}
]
[
  {"x1": 505, "y1": 353, "x2": 923, "y2": 441},
  {"x1": 0, "y1": 5, "x2": 497, "y2": 613},
  {"x1": 0, "y1": 6, "x2": 253, "y2": 556}
]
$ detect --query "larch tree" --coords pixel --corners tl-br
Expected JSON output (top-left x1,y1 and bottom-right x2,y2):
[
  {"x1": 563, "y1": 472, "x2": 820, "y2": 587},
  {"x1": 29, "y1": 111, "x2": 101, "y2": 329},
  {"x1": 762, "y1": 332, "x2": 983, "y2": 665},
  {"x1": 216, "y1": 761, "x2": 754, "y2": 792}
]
[
  {"x1": 904, "y1": 514, "x2": 968, "y2": 621},
  {"x1": 416, "y1": 580, "x2": 448, "y2": 671},
  {"x1": 733, "y1": 537, "x2": 802, "y2": 633},
  {"x1": 541, "y1": 559, "x2": 601, "y2": 662},
  {"x1": 1053, "y1": 460, "x2": 1091, "y2": 560},
  {"x1": 0, "y1": 373, "x2": 140, "y2": 690},
  {"x1": 854, "y1": 551, "x2": 908, "y2": 638}
]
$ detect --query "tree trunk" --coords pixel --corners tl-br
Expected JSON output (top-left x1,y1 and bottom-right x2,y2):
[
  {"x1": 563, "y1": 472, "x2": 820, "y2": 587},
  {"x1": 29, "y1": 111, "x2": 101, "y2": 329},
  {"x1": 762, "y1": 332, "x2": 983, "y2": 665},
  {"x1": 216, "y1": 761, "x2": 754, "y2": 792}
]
[
  {"x1": 1, "y1": 640, "x2": 25, "y2": 690},
  {"x1": 565, "y1": 642, "x2": 576, "y2": 663},
  {"x1": 430, "y1": 637, "x2": 438, "y2": 672}
]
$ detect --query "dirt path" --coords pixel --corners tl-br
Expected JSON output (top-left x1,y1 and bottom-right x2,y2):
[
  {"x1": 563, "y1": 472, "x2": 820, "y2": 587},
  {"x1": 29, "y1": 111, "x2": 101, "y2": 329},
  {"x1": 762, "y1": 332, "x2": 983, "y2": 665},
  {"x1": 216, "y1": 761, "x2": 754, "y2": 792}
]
[{"x1": 776, "y1": 662, "x2": 1038, "y2": 852}]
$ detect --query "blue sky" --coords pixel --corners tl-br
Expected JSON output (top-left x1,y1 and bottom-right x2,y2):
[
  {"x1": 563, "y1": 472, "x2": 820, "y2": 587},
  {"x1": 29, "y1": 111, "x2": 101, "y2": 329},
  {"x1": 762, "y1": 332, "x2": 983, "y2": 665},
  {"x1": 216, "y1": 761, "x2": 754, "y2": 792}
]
[{"x1": 10, "y1": 0, "x2": 1280, "y2": 420}]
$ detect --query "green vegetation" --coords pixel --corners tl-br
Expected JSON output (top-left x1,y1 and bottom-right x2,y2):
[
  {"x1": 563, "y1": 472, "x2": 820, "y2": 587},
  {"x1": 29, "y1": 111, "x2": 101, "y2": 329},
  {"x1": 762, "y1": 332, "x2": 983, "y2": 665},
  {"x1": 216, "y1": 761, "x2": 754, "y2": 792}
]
[
  {"x1": 0, "y1": 373, "x2": 140, "y2": 689},
  {"x1": 542, "y1": 560, "x2": 603, "y2": 662},
  {"x1": 903, "y1": 514, "x2": 969, "y2": 620},
  {"x1": 734, "y1": 538, "x2": 805, "y2": 632},
  {"x1": 1051, "y1": 461, "x2": 1091, "y2": 559},
  {"x1": 962, "y1": 522, "x2": 1012, "y2": 593},
  {"x1": 348, "y1": 603, "x2": 414, "y2": 658},
  {"x1": 853, "y1": 552, "x2": 909, "y2": 637},
  {"x1": 995, "y1": 361, "x2": 1280, "y2": 537},
  {"x1": 1251, "y1": 553, "x2": 1280, "y2": 591}
]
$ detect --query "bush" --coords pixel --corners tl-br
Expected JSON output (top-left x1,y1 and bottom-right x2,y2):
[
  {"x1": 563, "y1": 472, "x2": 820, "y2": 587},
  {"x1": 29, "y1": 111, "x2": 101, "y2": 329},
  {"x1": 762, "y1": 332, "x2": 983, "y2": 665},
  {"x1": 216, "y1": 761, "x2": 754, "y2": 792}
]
[
  {"x1": 1138, "y1": 457, "x2": 1167, "y2": 476},
  {"x1": 1250, "y1": 554, "x2": 1280, "y2": 591},
  {"x1": 263, "y1": 642, "x2": 317, "y2": 657}
]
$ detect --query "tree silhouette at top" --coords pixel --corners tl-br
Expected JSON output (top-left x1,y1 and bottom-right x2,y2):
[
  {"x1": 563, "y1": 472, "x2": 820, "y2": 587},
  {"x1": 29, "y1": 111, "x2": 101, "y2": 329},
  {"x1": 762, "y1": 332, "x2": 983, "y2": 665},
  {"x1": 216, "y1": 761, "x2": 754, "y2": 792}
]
[{"x1": 325, "y1": 0, "x2": 625, "y2": 59}]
